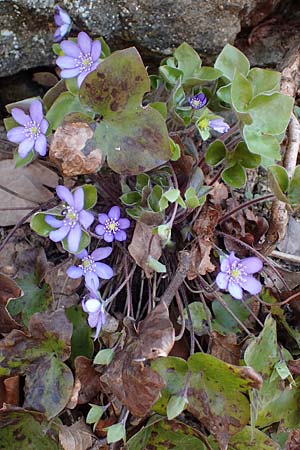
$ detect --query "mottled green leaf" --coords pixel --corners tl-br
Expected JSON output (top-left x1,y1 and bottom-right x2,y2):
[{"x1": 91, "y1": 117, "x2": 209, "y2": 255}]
[
  {"x1": 159, "y1": 65, "x2": 183, "y2": 85},
  {"x1": 214, "y1": 44, "x2": 250, "y2": 81},
  {"x1": 181, "y1": 302, "x2": 211, "y2": 336},
  {"x1": 150, "y1": 102, "x2": 168, "y2": 119},
  {"x1": 167, "y1": 395, "x2": 188, "y2": 420},
  {"x1": 80, "y1": 48, "x2": 170, "y2": 174},
  {"x1": 46, "y1": 92, "x2": 90, "y2": 130},
  {"x1": 0, "y1": 411, "x2": 60, "y2": 450}
]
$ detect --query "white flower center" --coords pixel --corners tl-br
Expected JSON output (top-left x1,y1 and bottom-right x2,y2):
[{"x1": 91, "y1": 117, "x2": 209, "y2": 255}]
[
  {"x1": 79, "y1": 256, "x2": 96, "y2": 274},
  {"x1": 25, "y1": 121, "x2": 40, "y2": 140},
  {"x1": 104, "y1": 218, "x2": 119, "y2": 234},
  {"x1": 62, "y1": 206, "x2": 78, "y2": 228}
]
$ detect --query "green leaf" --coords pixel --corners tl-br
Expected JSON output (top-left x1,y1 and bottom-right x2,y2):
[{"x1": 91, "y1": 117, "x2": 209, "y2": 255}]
[
  {"x1": 214, "y1": 44, "x2": 250, "y2": 81},
  {"x1": 248, "y1": 93, "x2": 293, "y2": 135},
  {"x1": 106, "y1": 423, "x2": 126, "y2": 444},
  {"x1": 150, "y1": 102, "x2": 168, "y2": 119},
  {"x1": 167, "y1": 396, "x2": 188, "y2": 420},
  {"x1": 0, "y1": 411, "x2": 60, "y2": 450},
  {"x1": 65, "y1": 305, "x2": 94, "y2": 364},
  {"x1": 268, "y1": 165, "x2": 289, "y2": 202},
  {"x1": 247, "y1": 68, "x2": 281, "y2": 97},
  {"x1": 99, "y1": 36, "x2": 111, "y2": 58},
  {"x1": 222, "y1": 163, "x2": 246, "y2": 188},
  {"x1": 232, "y1": 142, "x2": 261, "y2": 168},
  {"x1": 94, "y1": 348, "x2": 114, "y2": 365},
  {"x1": 52, "y1": 43, "x2": 64, "y2": 56},
  {"x1": 43, "y1": 79, "x2": 66, "y2": 110},
  {"x1": 7, "y1": 273, "x2": 52, "y2": 327},
  {"x1": 14, "y1": 149, "x2": 35, "y2": 168},
  {"x1": 288, "y1": 165, "x2": 300, "y2": 204},
  {"x1": 136, "y1": 173, "x2": 150, "y2": 191},
  {"x1": 163, "y1": 188, "x2": 180, "y2": 203},
  {"x1": 65, "y1": 77, "x2": 79, "y2": 95},
  {"x1": 24, "y1": 354, "x2": 74, "y2": 419},
  {"x1": 157, "y1": 224, "x2": 171, "y2": 242},
  {"x1": 197, "y1": 66, "x2": 222, "y2": 81},
  {"x1": 169, "y1": 138, "x2": 181, "y2": 161},
  {"x1": 159, "y1": 66, "x2": 183, "y2": 85},
  {"x1": 121, "y1": 191, "x2": 142, "y2": 206},
  {"x1": 231, "y1": 71, "x2": 253, "y2": 113},
  {"x1": 184, "y1": 187, "x2": 200, "y2": 209},
  {"x1": 147, "y1": 256, "x2": 166, "y2": 273},
  {"x1": 243, "y1": 125, "x2": 280, "y2": 160},
  {"x1": 205, "y1": 140, "x2": 226, "y2": 166},
  {"x1": 62, "y1": 229, "x2": 90, "y2": 255},
  {"x1": 217, "y1": 83, "x2": 231, "y2": 104},
  {"x1": 80, "y1": 48, "x2": 171, "y2": 175},
  {"x1": 212, "y1": 295, "x2": 250, "y2": 334},
  {"x1": 226, "y1": 426, "x2": 281, "y2": 450},
  {"x1": 81, "y1": 184, "x2": 97, "y2": 209},
  {"x1": 181, "y1": 302, "x2": 211, "y2": 336},
  {"x1": 46, "y1": 92, "x2": 90, "y2": 130},
  {"x1": 30, "y1": 212, "x2": 58, "y2": 237},
  {"x1": 148, "y1": 185, "x2": 163, "y2": 212},
  {"x1": 86, "y1": 404, "x2": 105, "y2": 425},
  {"x1": 174, "y1": 42, "x2": 202, "y2": 82}
]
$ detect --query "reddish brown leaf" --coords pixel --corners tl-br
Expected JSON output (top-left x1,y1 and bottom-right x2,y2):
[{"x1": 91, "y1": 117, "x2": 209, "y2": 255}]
[
  {"x1": 210, "y1": 332, "x2": 241, "y2": 365},
  {"x1": 0, "y1": 376, "x2": 20, "y2": 408},
  {"x1": 74, "y1": 356, "x2": 103, "y2": 405},
  {"x1": 100, "y1": 302, "x2": 174, "y2": 416},
  {"x1": 0, "y1": 273, "x2": 21, "y2": 333},
  {"x1": 284, "y1": 429, "x2": 300, "y2": 450}
]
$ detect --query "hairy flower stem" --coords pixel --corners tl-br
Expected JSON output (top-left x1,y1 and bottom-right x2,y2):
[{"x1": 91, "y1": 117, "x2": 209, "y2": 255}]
[{"x1": 218, "y1": 193, "x2": 275, "y2": 224}]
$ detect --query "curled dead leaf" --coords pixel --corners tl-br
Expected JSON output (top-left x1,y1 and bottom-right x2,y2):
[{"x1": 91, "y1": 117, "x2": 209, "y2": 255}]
[
  {"x1": 210, "y1": 332, "x2": 241, "y2": 365},
  {"x1": 0, "y1": 273, "x2": 22, "y2": 333},
  {"x1": 58, "y1": 419, "x2": 94, "y2": 450},
  {"x1": 49, "y1": 116, "x2": 104, "y2": 176},
  {"x1": 100, "y1": 302, "x2": 174, "y2": 416},
  {"x1": 74, "y1": 356, "x2": 103, "y2": 405}
]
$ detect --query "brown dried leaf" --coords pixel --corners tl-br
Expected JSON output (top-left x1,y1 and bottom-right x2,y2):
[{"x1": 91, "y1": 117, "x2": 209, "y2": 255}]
[
  {"x1": 58, "y1": 419, "x2": 94, "y2": 450},
  {"x1": 0, "y1": 273, "x2": 22, "y2": 333},
  {"x1": 284, "y1": 429, "x2": 300, "y2": 450},
  {"x1": 128, "y1": 222, "x2": 162, "y2": 278},
  {"x1": 45, "y1": 260, "x2": 81, "y2": 309},
  {"x1": 0, "y1": 376, "x2": 20, "y2": 408},
  {"x1": 0, "y1": 160, "x2": 58, "y2": 226},
  {"x1": 100, "y1": 301, "x2": 174, "y2": 416},
  {"x1": 32, "y1": 72, "x2": 59, "y2": 87},
  {"x1": 49, "y1": 117, "x2": 104, "y2": 176},
  {"x1": 209, "y1": 181, "x2": 228, "y2": 206},
  {"x1": 74, "y1": 356, "x2": 103, "y2": 405},
  {"x1": 210, "y1": 332, "x2": 241, "y2": 365}
]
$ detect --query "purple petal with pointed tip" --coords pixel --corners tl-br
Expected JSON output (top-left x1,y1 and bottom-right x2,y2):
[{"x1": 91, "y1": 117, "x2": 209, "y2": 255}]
[
  {"x1": 49, "y1": 224, "x2": 70, "y2": 242},
  {"x1": 18, "y1": 138, "x2": 34, "y2": 158},
  {"x1": 108, "y1": 206, "x2": 120, "y2": 220},
  {"x1": 29, "y1": 100, "x2": 43, "y2": 124},
  {"x1": 66, "y1": 265, "x2": 83, "y2": 278},
  {"x1": 67, "y1": 223, "x2": 82, "y2": 252},
  {"x1": 56, "y1": 185, "x2": 74, "y2": 206},
  {"x1": 95, "y1": 262, "x2": 113, "y2": 279},
  {"x1": 91, "y1": 247, "x2": 112, "y2": 261},
  {"x1": 11, "y1": 108, "x2": 30, "y2": 126},
  {"x1": 228, "y1": 281, "x2": 243, "y2": 300},
  {"x1": 77, "y1": 31, "x2": 91, "y2": 54},
  {"x1": 61, "y1": 40, "x2": 81, "y2": 58},
  {"x1": 7, "y1": 127, "x2": 25, "y2": 143},
  {"x1": 79, "y1": 210, "x2": 94, "y2": 229}
]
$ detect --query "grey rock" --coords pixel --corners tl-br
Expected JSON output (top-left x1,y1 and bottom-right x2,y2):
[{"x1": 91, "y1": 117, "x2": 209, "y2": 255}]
[{"x1": 0, "y1": 0, "x2": 281, "y2": 78}]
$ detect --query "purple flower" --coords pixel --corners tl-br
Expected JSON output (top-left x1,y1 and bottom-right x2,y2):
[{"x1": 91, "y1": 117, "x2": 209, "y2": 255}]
[
  {"x1": 95, "y1": 206, "x2": 130, "y2": 243},
  {"x1": 56, "y1": 31, "x2": 101, "y2": 88},
  {"x1": 67, "y1": 247, "x2": 114, "y2": 289},
  {"x1": 7, "y1": 100, "x2": 48, "y2": 159},
  {"x1": 188, "y1": 93, "x2": 208, "y2": 110},
  {"x1": 82, "y1": 282, "x2": 106, "y2": 340},
  {"x1": 54, "y1": 5, "x2": 71, "y2": 42},
  {"x1": 45, "y1": 186, "x2": 94, "y2": 253},
  {"x1": 209, "y1": 118, "x2": 230, "y2": 134},
  {"x1": 216, "y1": 251, "x2": 263, "y2": 300}
]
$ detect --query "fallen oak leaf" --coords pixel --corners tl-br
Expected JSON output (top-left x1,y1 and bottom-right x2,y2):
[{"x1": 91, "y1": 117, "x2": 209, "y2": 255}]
[{"x1": 100, "y1": 301, "x2": 174, "y2": 417}]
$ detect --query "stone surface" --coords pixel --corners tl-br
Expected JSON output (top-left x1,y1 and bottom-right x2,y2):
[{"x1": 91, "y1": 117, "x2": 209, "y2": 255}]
[{"x1": 0, "y1": 0, "x2": 282, "y2": 78}]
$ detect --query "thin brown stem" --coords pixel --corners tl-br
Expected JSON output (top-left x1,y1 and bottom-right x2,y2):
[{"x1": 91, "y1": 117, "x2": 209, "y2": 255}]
[{"x1": 218, "y1": 193, "x2": 274, "y2": 224}]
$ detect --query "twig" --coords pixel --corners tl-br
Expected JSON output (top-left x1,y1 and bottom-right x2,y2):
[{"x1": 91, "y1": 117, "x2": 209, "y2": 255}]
[
  {"x1": 270, "y1": 250, "x2": 300, "y2": 265},
  {"x1": 105, "y1": 264, "x2": 136, "y2": 305},
  {"x1": 160, "y1": 250, "x2": 192, "y2": 307},
  {"x1": 218, "y1": 194, "x2": 274, "y2": 224}
]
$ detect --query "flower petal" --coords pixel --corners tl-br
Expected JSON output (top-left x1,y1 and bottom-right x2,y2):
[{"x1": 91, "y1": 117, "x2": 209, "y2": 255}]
[
  {"x1": 91, "y1": 247, "x2": 112, "y2": 261},
  {"x1": 49, "y1": 224, "x2": 70, "y2": 242},
  {"x1": 66, "y1": 265, "x2": 83, "y2": 278},
  {"x1": 45, "y1": 215, "x2": 63, "y2": 228},
  {"x1": 73, "y1": 187, "x2": 84, "y2": 211},
  {"x1": 88, "y1": 312, "x2": 100, "y2": 328},
  {"x1": 29, "y1": 100, "x2": 43, "y2": 124},
  {"x1": 115, "y1": 230, "x2": 126, "y2": 241},
  {"x1": 108, "y1": 206, "x2": 120, "y2": 220},
  {"x1": 34, "y1": 134, "x2": 47, "y2": 156},
  {"x1": 98, "y1": 214, "x2": 109, "y2": 225},
  {"x1": 77, "y1": 71, "x2": 88, "y2": 88},
  {"x1": 95, "y1": 224, "x2": 105, "y2": 236},
  {"x1": 67, "y1": 223, "x2": 82, "y2": 252},
  {"x1": 77, "y1": 249, "x2": 88, "y2": 259},
  {"x1": 240, "y1": 275, "x2": 262, "y2": 295},
  {"x1": 228, "y1": 251, "x2": 240, "y2": 266},
  {"x1": 11, "y1": 108, "x2": 30, "y2": 125},
  {"x1": 18, "y1": 138, "x2": 34, "y2": 158},
  {"x1": 40, "y1": 118, "x2": 49, "y2": 134},
  {"x1": 56, "y1": 185, "x2": 74, "y2": 206},
  {"x1": 216, "y1": 272, "x2": 229, "y2": 290},
  {"x1": 220, "y1": 256, "x2": 230, "y2": 272},
  {"x1": 77, "y1": 31, "x2": 91, "y2": 54},
  {"x1": 91, "y1": 39, "x2": 101, "y2": 61},
  {"x1": 85, "y1": 299, "x2": 101, "y2": 313},
  {"x1": 118, "y1": 218, "x2": 130, "y2": 229},
  {"x1": 103, "y1": 232, "x2": 114, "y2": 243},
  {"x1": 95, "y1": 262, "x2": 114, "y2": 279},
  {"x1": 228, "y1": 281, "x2": 243, "y2": 300},
  {"x1": 61, "y1": 40, "x2": 81, "y2": 58},
  {"x1": 7, "y1": 126, "x2": 25, "y2": 143},
  {"x1": 79, "y1": 210, "x2": 94, "y2": 229},
  {"x1": 56, "y1": 55, "x2": 77, "y2": 69},
  {"x1": 85, "y1": 272, "x2": 100, "y2": 291},
  {"x1": 241, "y1": 257, "x2": 263, "y2": 274},
  {"x1": 60, "y1": 67, "x2": 81, "y2": 79}
]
